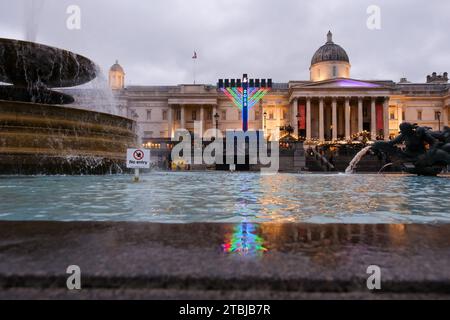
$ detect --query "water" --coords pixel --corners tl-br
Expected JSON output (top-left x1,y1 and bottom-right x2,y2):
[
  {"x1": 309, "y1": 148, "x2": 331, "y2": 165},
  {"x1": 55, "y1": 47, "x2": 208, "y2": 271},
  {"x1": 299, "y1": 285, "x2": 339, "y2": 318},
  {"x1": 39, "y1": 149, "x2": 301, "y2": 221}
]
[
  {"x1": 0, "y1": 172, "x2": 449, "y2": 223},
  {"x1": 345, "y1": 146, "x2": 372, "y2": 174}
]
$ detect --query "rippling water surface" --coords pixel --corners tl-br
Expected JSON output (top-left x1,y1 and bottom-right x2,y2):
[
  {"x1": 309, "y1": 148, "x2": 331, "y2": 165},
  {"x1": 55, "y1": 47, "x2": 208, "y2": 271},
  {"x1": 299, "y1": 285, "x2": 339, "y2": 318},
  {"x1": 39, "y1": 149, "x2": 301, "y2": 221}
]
[{"x1": 0, "y1": 173, "x2": 449, "y2": 223}]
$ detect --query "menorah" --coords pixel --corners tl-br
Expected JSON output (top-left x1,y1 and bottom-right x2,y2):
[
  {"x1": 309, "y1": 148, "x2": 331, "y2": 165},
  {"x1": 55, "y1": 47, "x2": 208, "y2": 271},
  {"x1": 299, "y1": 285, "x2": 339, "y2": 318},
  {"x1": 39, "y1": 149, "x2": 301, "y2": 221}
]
[{"x1": 218, "y1": 74, "x2": 272, "y2": 132}]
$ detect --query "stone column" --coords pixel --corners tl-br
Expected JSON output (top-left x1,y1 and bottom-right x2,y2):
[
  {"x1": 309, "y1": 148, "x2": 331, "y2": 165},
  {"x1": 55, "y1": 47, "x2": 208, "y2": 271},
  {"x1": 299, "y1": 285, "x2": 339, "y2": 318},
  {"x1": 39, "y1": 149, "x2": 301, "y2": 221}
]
[
  {"x1": 292, "y1": 99, "x2": 298, "y2": 137},
  {"x1": 332, "y1": 98, "x2": 337, "y2": 141},
  {"x1": 199, "y1": 105, "x2": 204, "y2": 137},
  {"x1": 345, "y1": 97, "x2": 351, "y2": 140},
  {"x1": 168, "y1": 106, "x2": 173, "y2": 138},
  {"x1": 398, "y1": 103, "x2": 403, "y2": 124},
  {"x1": 319, "y1": 97, "x2": 324, "y2": 141},
  {"x1": 444, "y1": 105, "x2": 449, "y2": 127},
  {"x1": 371, "y1": 97, "x2": 377, "y2": 140},
  {"x1": 358, "y1": 97, "x2": 363, "y2": 134},
  {"x1": 306, "y1": 97, "x2": 312, "y2": 140},
  {"x1": 383, "y1": 97, "x2": 390, "y2": 141},
  {"x1": 180, "y1": 105, "x2": 186, "y2": 130}
]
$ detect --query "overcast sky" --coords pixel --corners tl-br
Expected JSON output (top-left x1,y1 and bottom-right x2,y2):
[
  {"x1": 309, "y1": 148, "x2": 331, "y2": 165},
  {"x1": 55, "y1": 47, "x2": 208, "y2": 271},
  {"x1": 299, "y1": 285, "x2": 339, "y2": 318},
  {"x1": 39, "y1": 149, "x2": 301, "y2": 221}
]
[{"x1": 1, "y1": 0, "x2": 449, "y2": 86}]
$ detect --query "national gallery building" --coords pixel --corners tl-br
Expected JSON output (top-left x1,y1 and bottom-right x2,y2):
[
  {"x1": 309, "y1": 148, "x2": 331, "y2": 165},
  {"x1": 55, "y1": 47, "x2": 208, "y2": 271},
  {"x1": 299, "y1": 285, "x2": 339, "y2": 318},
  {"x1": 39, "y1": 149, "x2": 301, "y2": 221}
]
[{"x1": 107, "y1": 31, "x2": 450, "y2": 145}]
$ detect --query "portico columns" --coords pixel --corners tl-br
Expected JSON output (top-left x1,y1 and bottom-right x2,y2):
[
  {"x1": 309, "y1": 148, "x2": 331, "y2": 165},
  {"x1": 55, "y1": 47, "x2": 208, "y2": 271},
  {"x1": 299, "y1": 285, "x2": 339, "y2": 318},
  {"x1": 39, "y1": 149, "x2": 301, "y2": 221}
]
[
  {"x1": 180, "y1": 105, "x2": 186, "y2": 129},
  {"x1": 444, "y1": 106, "x2": 449, "y2": 127},
  {"x1": 383, "y1": 97, "x2": 390, "y2": 141},
  {"x1": 358, "y1": 97, "x2": 363, "y2": 134},
  {"x1": 332, "y1": 98, "x2": 337, "y2": 141},
  {"x1": 199, "y1": 105, "x2": 204, "y2": 137},
  {"x1": 345, "y1": 97, "x2": 351, "y2": 140},
  {"x1": 306, "y1": 98, "x2": 312, "y2": 140},
  {"x1": 292, "y1": 98, "x2": 298, "y2": 137},
  {"x1": 319, "y1": 97, "x2": 324, "y2": 141},
  {"x1": 168, "y1": 106, "x2": 173, "y2": 138},
  {"x1": 371, "y1": 98, "x2": 377, "y2": 140}
]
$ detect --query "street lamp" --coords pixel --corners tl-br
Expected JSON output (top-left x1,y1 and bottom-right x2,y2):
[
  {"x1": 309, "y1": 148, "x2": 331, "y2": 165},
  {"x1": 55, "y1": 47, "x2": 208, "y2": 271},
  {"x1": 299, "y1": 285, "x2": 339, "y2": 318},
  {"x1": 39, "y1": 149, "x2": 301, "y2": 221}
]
[
  {"x1": 437, "y1": 111, "x2": 442, "y2": 132},
  {"x1": 263, "y1": 111, "x2": 267, "y2": 130},
  {"x1": 214, "y1": 112, "x2": 220, "y2": 131}
]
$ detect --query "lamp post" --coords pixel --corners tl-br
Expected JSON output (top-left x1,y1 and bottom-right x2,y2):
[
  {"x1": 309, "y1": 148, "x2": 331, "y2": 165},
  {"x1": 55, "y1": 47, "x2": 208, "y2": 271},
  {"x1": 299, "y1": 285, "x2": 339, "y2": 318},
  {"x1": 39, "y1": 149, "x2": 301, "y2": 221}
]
[
  {"x1": 214, "y1": 112, "x2": 219, "y2": 135},
  {"x1": 263, "y1": 111, "x2": 267, "y2": 130},
  {"x1": 437, "y1": 111, "x2": 442, "y2": 132}
]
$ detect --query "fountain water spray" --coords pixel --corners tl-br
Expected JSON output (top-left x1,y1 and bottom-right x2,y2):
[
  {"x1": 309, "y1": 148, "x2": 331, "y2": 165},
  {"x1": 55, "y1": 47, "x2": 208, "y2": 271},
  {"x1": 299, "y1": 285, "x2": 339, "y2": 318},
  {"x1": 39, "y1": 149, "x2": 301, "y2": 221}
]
[
  {"x1": 345, "y1": 146, "x2": 372, "y2": 174},
  {"x1": 24, "y1": 0, "x2": 46, "y2": 42}
]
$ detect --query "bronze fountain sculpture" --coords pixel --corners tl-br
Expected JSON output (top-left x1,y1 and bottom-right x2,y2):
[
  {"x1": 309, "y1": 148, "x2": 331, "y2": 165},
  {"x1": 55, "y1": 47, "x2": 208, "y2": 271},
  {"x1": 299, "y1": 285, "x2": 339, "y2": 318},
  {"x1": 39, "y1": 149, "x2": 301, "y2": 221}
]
[{"x1": 371, "y1": 122, "x2": 450, "y2": 176}]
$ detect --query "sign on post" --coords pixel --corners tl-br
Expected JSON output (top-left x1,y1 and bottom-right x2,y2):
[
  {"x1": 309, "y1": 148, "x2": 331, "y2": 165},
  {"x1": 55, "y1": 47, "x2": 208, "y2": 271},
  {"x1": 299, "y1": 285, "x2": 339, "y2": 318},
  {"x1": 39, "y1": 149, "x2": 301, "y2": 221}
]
[
  {"x1": 126, "y1": 148, "x2": 150, "y2": 182},
  {"x1": 126, "y1": 148, "x2": 150, "y2": 169}
]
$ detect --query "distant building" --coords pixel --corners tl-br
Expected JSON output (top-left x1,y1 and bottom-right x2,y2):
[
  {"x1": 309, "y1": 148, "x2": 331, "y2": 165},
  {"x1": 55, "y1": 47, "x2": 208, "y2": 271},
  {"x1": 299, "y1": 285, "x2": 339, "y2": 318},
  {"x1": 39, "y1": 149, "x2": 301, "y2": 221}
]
[{"x1": 108, "y1": 31, "x2": 449, "y2": 144}]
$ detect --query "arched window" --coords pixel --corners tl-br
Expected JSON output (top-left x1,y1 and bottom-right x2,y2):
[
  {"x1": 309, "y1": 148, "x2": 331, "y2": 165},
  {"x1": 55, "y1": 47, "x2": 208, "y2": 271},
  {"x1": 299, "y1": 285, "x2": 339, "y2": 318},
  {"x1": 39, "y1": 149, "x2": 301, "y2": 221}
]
[{"x1": 333, "y1": 66, "x2": 337, "y2": 77}]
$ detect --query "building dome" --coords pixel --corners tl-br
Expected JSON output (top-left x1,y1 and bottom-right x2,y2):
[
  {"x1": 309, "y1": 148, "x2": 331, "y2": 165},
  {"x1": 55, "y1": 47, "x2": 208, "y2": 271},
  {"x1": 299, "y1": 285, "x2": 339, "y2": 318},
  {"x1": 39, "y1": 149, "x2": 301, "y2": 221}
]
[
  {"x1": 309, "y1": 31, "x2": 351, "y2": 82},
  {"x1": 110, "y1": 60, "x2": 124, "y2": 73},
  {"x1": 109, "y1": 60, "x2": 125, "y2": 90},
  {"x1": 311, "y1": 31, "x2": 349, "y2": 65}
]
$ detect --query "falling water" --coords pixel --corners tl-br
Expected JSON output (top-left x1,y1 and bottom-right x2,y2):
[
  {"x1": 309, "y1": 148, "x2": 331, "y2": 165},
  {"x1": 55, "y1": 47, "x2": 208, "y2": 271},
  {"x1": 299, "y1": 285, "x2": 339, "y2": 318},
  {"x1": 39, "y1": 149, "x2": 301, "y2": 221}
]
[
  {"x1": 345, "y1": 146, "x2": 372, "y2": 174},
  {"x1": 24, "y1": 0, "x2": 46, "y2": 42},
  {"x1": 60, "y1": 67, "x2": 121, "y2": 116}
]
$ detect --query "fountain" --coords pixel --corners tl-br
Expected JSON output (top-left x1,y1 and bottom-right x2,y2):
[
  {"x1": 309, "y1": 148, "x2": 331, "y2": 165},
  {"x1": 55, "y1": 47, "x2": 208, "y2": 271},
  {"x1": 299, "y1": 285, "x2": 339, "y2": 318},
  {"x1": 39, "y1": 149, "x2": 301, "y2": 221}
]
[
  {"x1": 346, "y1": 122, "x2": 450, "y2": 176},
  {"x1": 0, "y1": 38, "x2": 137, "y2": 174}
]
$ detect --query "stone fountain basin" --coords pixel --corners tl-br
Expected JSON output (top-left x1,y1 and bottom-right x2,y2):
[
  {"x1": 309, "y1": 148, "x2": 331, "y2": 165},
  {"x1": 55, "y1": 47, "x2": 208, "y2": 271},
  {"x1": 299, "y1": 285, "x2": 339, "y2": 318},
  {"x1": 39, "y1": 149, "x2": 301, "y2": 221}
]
[
  {"x1": 0, "y1": 99, "x2": 137, "y2": 174},
  {"x1": 0, "y1": 38, "x2": 97, "y2": 88}
]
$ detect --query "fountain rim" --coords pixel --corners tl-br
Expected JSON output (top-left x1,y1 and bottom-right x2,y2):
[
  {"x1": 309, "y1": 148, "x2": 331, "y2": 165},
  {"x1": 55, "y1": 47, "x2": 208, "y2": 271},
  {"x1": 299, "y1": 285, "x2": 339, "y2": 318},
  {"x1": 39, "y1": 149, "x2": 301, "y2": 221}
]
[
  {"x1": 0, "y1": 37, "x2": 98, "y2": 88},
  {"x1": 0, "y1": 98, "x2": 135, "y2": 122}
]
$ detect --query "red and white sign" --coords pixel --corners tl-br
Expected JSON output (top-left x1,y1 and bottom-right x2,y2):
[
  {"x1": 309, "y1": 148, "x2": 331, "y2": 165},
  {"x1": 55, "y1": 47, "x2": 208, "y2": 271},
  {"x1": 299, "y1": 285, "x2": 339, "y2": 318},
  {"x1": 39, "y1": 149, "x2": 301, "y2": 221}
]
[{"x1": 126, "y1": 148, "x2": 150, "y2": 169}]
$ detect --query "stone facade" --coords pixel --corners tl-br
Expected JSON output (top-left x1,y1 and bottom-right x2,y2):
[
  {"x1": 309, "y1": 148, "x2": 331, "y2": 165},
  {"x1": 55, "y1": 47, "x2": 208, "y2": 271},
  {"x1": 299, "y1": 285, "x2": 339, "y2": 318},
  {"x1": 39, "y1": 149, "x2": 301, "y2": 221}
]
[{"x1": 106, "y1": 32, "x2": 449, "y2": 145}]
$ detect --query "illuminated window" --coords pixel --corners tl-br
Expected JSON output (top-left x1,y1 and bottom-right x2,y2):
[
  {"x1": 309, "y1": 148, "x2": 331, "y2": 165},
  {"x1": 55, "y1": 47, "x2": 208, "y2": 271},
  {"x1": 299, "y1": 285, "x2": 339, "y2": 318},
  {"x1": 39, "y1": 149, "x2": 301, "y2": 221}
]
[{"x1": 390, "y1": 111, "x2": 395, "y2": 120}]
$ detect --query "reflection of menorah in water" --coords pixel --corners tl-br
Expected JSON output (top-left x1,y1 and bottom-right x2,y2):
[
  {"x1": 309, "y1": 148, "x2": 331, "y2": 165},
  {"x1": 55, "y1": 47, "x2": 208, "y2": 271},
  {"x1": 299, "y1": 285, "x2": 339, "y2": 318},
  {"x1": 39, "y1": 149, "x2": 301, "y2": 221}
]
[
  {"x1": 222, "y1": 222, "x2": 267, "y2": 256},
  {"x1": 218, "y1": 75, "x2": 272, "y2": 132}
]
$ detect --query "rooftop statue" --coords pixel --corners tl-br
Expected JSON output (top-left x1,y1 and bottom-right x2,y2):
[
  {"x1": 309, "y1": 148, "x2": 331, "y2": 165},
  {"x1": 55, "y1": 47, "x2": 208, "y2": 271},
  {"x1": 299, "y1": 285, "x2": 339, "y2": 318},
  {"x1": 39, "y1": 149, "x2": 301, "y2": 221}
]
[{"x1": 372, "y1": 122, "x2": 450, "y2": 176}]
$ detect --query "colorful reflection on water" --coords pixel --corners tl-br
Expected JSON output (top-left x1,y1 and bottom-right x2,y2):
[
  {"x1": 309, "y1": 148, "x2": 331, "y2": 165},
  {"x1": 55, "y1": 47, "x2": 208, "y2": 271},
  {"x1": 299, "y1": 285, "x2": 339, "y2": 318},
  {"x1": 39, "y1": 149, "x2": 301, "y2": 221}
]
[{"x1": 222, "y1": 222, "x2": 268, "y2": 256}]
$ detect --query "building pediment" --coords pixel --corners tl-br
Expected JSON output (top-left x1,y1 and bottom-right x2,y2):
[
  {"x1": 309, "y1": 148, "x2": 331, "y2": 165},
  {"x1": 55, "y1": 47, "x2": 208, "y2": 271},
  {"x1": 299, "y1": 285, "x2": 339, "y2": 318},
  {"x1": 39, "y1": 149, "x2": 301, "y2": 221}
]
[{"x1": 292, "y1": 78, "x2": 392, "y2": 89}]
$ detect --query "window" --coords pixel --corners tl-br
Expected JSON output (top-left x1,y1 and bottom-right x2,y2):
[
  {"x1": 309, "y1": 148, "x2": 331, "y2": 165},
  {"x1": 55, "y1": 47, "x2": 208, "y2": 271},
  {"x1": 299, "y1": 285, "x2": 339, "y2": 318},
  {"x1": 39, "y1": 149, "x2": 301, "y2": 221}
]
[
  {"x1": 221, "y1": 110, "x2": 227, "y2": 120},
  {"x1": 192, "y1": 110, "x2": 197, "y2": 121},
  {"x1": 281, "y1": 109, "x2": 287, "y2": 120},
  {"x1": 146, "y1": 109, "x2": 152, "y2": 121},
  {"x1": 238, "y1": 111, "x2": 242, "y2": 120},
  {"x1": 129, "y1": 109, "x2": 138, "y2": 119},
  {"x1": 162, "y1": 110, "x2": 168, "y2": 121},
  {"x1": 435, "y1": 111, "x2": 441, "y2": 120},
  {"x1": 176, "y1": 110, "x2": 181, "y2": 121},
  {"x1": 390, "y1": 112, "x2": 395, "y2": 120},
  {"x1": 268, "y1": 110, "x2": 274, "y2": 120},
  {"x1": 402, "y1": 111, "x2": 406, "y2": 120},
  {"x1": 318, "y1": 69, "x2": 321, "y2": 78},
  {"x1": 255, "y1": 110, "x2": 260, "y2": 120},
  {"x1": 417, "y1": 110, "x2": 422, "y2": 121},
  {"x1": 333, "y1": 66, "x2": 337, "y2": 77},
  {"x1": 207, "y1": 110, "x2": 212, "y2": 120}
]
